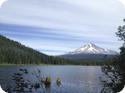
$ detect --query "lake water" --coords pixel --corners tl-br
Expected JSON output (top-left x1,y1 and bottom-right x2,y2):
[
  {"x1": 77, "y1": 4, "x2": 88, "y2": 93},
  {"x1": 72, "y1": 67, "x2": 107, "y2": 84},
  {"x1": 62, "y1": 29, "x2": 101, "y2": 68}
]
[{"x1": 0, "y1": 66, "x2": 112, "y2": 93}]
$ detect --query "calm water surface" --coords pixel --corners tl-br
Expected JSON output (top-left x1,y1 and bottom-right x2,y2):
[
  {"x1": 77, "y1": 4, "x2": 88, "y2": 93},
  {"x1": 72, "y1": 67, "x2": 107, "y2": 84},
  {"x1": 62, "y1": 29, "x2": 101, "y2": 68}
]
[{"x1": 0, "y1": 66, "x2": 105, "y2": 93}]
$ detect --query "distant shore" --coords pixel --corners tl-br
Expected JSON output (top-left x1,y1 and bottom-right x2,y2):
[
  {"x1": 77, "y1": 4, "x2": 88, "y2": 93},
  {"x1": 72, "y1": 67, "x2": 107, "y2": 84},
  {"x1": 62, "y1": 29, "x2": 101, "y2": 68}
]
[{"x1": 0, "y1": 63, "x2": 103, "y2": 67}]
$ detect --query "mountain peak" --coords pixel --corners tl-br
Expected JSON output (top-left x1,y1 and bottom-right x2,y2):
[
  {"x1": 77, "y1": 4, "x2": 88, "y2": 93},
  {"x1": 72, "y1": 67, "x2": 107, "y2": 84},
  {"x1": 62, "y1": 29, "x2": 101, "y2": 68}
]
[
  {"x1": 82, "y1": 43, "x2": 97, "y2": 48},
  {"x1": 69, "y1": 43, "x2": 117, "y2": 55}
]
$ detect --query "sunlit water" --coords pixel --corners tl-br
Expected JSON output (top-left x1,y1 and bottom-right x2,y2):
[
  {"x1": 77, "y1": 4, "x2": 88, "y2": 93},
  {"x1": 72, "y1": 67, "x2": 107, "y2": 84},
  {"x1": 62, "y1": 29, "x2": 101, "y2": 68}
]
[{"x1": 0, "y1": 66, "x2": 108, "y2": 93}]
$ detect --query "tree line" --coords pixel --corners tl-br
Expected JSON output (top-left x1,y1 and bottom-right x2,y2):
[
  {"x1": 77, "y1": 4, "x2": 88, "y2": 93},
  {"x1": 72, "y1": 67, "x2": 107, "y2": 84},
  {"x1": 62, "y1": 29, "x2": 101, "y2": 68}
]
[
  {"x1": 0, "y1": 35, "x2": 73, "y2": 65},
  {"x1": 0, "y1": 35, "x2": 116, "y2": 65}
]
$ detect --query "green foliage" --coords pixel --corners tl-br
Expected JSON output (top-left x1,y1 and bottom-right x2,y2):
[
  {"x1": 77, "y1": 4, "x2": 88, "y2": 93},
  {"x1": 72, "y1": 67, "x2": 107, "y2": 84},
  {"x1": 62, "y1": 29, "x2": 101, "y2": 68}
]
[
  {"x1": 0, "y1": 35, "x2": 71, "y2": 65},
  {"x1": 100, "y1": 19, "x2": 125, "y2": 92},
  {"x1": 119, "y1": 47, "x2": 125, "y2": 68},
  {"x1": 0, "y1": 35, "x2": 113, "y2": 65},
  {"x1": 116, "y1": 19, "x2": 125, "y2": 68},
  {"x1": 116, "y1": 19, "x2": 125, "y2": 42}
]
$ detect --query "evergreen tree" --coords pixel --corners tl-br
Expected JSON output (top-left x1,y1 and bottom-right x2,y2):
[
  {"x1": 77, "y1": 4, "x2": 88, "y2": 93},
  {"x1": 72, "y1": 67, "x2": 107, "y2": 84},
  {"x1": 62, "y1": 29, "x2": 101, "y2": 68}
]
[
  {"x1": 0, "y1": 35, "x2": 71, "y2": 65},
  {"x1": 101, "y1": 19, "x2": 125, "y2": 92}
]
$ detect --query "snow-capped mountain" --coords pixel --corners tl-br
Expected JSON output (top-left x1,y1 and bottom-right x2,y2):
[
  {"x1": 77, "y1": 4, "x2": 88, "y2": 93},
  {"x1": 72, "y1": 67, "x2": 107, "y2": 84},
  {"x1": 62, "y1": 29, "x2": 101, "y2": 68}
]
[
  {"x1": 60, "y1": 43, "x2": 118, "y2": 61},
  {"x1": 69, "y1": 43, "x2": 117, "y2": 55}
]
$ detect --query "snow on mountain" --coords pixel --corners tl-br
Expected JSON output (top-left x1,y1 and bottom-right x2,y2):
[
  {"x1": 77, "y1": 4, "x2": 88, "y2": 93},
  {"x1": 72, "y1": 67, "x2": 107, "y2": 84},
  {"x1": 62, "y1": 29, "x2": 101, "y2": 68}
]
[{"x1": 69, "y1": 43, "x2": 118, "y2": 55}]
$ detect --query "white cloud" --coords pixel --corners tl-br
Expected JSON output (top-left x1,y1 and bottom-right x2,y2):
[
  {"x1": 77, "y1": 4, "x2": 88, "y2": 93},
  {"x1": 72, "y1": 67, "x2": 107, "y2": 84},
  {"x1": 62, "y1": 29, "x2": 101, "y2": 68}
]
[
  {"x1": 119, "y1": 0, "x2": 125, "y2": 7},
  {"x1": 0, "y1": 0, "x2": 7, "y2": 7},
  {"x1": 0, "y1": 0, "x2": 125, "y2": 55}
]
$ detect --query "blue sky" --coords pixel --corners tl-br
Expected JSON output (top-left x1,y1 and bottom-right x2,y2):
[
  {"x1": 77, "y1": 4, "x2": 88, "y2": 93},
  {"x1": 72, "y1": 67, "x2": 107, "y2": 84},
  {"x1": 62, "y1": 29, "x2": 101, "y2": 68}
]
[{"x1": 0, "y1": 0, "x2": 125, "y2": 55}]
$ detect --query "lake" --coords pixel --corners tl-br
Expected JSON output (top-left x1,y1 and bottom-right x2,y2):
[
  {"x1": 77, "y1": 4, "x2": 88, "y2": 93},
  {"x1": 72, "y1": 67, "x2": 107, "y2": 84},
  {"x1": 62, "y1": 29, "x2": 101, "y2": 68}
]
[{"x1": 0, "y1": 66, "x2": 113, "y2": 93}]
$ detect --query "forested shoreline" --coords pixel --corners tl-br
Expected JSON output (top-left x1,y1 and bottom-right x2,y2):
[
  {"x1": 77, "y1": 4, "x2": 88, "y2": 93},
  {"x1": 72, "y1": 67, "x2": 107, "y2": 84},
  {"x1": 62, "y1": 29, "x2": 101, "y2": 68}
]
[
  {"x1": 0, "y1": 35, "x2": 74, "y2": 65},
  {"x1": 0, "y1": 35, "x2": 115, "y2": 65}
]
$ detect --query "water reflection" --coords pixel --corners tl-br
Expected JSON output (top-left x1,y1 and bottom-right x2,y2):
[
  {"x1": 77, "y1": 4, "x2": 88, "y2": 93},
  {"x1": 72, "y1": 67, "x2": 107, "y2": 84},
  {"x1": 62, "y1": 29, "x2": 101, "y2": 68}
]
[
  {"x1": 0, "y1": 68, "x2": 62, "y2": 93},
  {"x1": 0, "y1": 66, "x2": 108, "y2": 93}
]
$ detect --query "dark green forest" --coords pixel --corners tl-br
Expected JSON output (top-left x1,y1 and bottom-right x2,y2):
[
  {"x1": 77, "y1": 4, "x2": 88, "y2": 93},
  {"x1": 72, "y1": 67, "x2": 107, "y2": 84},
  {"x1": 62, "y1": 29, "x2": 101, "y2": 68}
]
[
  {"x1": 0, "y1": 35, "x2": 73, "y2": 65},
  {"x1": 0, "y1": 35, "x2": 116, "y2": 65}
]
